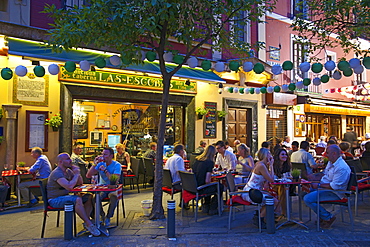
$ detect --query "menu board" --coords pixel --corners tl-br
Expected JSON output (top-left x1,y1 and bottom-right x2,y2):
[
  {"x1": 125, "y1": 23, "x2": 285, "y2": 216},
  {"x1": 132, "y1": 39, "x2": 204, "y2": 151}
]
[{"x1": 204, "y1": 102, "x2": 217, "y2": 138}]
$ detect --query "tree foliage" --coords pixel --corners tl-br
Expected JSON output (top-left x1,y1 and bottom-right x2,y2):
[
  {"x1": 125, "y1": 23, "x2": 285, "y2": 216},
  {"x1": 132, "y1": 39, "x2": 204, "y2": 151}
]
[
  {"x1": 43, "y1": 0, "x2": 276, "y2": 219},
  {"x1": 292, "y1": 0, "x2": 370, "y2": 57}
]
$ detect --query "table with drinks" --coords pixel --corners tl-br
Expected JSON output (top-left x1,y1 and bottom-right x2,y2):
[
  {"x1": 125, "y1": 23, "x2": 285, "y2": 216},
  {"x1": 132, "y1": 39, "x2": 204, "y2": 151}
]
[{"x1": 1, "y1": 169, "x2": 32, "y2": 208}]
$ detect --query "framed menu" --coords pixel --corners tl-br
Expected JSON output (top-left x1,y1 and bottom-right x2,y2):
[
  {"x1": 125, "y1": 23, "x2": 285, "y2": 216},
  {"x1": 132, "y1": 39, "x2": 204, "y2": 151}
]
[
  {"x1": 25, "y1": 111, "x2": 48, "y2": 152},
  {"x1": 203, "y1": 102, "x2": 217, "y2": 138}
]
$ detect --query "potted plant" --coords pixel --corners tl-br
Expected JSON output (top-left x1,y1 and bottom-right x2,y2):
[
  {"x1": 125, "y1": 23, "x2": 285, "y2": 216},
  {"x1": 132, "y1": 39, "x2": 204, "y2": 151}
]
[
  {"x1": 45, "y1": 112, "x2": 62, "y2": 131},
  {"x1": 291, "y1": 168, "x2": 301, "y2": 182},
  {"x1": 195, "y1": 106, "x2": 208, "y2": 119},
  {"x1": 217, "y1": 110, "x2": 227, "y2": 121},
  {"x1": 108, "y1": 174, "x2": 119, "y2": 189}
]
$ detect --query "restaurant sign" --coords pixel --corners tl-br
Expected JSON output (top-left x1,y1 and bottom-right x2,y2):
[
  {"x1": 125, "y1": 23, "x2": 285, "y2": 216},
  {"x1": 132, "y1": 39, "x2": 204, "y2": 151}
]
[
  {"x1": 305, "y1": 104, "x2": 370, "y2": 116},
  {"x1": 59, "y1": 67, "x2": 196, "y2": 94}
]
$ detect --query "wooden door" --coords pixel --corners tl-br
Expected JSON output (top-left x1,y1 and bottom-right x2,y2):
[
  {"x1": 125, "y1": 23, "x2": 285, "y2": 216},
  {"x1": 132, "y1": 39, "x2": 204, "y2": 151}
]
[{"x1": 227, "y1": 108, "x2": 249, "y2": 148}]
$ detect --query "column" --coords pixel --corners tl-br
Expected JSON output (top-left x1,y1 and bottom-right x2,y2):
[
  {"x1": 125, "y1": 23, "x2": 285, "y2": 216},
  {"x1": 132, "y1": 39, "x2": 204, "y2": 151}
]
[{"x1": 3, "y1": 104, "x2": 22, "y2": 170}]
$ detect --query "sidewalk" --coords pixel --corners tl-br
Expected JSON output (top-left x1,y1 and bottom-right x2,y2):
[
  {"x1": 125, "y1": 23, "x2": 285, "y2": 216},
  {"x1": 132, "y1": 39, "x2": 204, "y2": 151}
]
[{"x1": 1, "y1": 186, "x2": 370, "y2": 246}]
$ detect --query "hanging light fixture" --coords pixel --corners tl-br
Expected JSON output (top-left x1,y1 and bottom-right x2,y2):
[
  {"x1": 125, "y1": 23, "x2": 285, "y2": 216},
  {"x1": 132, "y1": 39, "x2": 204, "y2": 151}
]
[{"x1": 72, "y1": 101, "x2": 87, "y2": 125}]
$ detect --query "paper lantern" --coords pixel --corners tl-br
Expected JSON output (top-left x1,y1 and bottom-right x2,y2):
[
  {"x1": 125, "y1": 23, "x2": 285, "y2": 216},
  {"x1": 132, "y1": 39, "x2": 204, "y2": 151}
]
[
  {"x1": 229, "y1": 61, "x2": 240, "y2": 72},
  {"x1": 122, "y1": 56, "x2": 132, "y2": 65},
  {"x1": 110, "y1": 55, "x2": 121, "y2": 66},
  {"x1": 146, "y1": 51, "x2": 157, "y2": 62},
  {"x1": 253, "y1": 63, "x2": 264, "y2": 74},
  {"x1": 266, "y1": 86, "x2": 274, "y2": 93},
  {"x1": 313, "y1": 77, "x2": 321, "y2": 86},
  {"x1": 249, "y1": 88, "x2": 255, "y2": 94},
  {"x1": 1, "y1": 67, "x2": 12, "y2": 80},
  {"x1": 324, "y1": 61, "x2": 336, "y2": 71},
  {"x1": 95, "y1": 57, "x2": 106, "y2": 68},
  {"x1": 239, "y1": 88, "x2": 244, "y2": 94},
  {"x1": 244, "y1": 88, "x2": 250, "y2": 94},
  {"x1": 361, "y1": 89, "x2": 367, "y2": 95},
  {"x1": 349, "y1": 58, "x2": 361, "y2": 68},
  {"x1": 233, "y1": 87, "x2": 239, "y2": 93},
  {"x1": 271, "y1": 64, "x2": 282, "y2": 75},
  {"x1": 243, "y1": 61, "x2": 254, "y2": 72},
  {"x1": 260, "y1": 87, "x2": 267, "y2": 94},
  {"x1": 281, "y1": 84, "x2": 289, "y2": 92},
  {"x1": 164, "y1": 52, "x2": 173, "y2": 62},
  {"x1": 273, "y1": 85, "x2": 281, "y2": 92},
  {"x1": 320, "y1": 74, "x2": 330, "y2": 83},
  {"x1": 299, "y1": 62, "x2": 310, "y2": 73},
  {"x1": 364, "y1": 84, "x2": 370, "y2": 89},
  {"x1": 282, "y1": 61, "x2": 293, "y2": 70},
  {"x1": 215, "y1": 62, "x2": 225, "y2": 72},
  {"x1": 48, "y1": 64, "x2": 60, "y2": 75},
  {"x1": 343, "y1": 69, "x2": 353, "y2": 77},
  {"x1": 354, "y1": 66, "x2": 364, "y2": 74},
  {"x1": 228, "y1": 87, "x2": 234, "y2": 93},
  {"x1": 337, "y1": 61, "x2": 350, "y2": 71},
  {"x1": 296, "y1": 81, "x2": 304, "y2": 89},
  {"x1": 64, "y1": 61, "x2": 76, "y2": 72},
  {"x1": 15, "y1": 65, "x2": 27, "y2": 77},
  {"x1": 311, "y1": 63, "x2": 323, "y2": 73},
  {"x1": 173, "y1": 55, "x2": 184, "y2": 64},
  {"x1": 34, "y1": 65, "x2": 45, "y2": 77},
  {"x1": 288, "y1": 83, "x2": 296, "y2": 91},
  {"x1": 255, "y1": 88, "x2": 261, "y2": 94},
  {"x1": 303, "y1": 78, "x2": 311, "y2": 86},
  {"x1": 201, "y1": 60, "x2": 212, "y2": 71},
  {"x1": 363, "y1": 57, "x2": 370, "y2": 69},
  {"x1": 187, "y1": 57, "x2": 198, "y2": 68},
  {"x1": 79, "y1": 60, "x2": 90, "y2": 71},
  {"x1": 332, "y1": 70, "x2": 342, "y2": 80}
]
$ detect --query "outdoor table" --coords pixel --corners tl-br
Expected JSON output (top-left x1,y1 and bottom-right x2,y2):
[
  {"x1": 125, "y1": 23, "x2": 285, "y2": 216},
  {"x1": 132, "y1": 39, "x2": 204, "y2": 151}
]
[
  {"x1": 1, "y1": 169, "x2": 31, "y2": 208},
  {"x1": 271, "y1": 179, "x2": 311, "y2": 230},
  {"x1": 70, "y1": 184, "x2": 123, "y2": 236}
]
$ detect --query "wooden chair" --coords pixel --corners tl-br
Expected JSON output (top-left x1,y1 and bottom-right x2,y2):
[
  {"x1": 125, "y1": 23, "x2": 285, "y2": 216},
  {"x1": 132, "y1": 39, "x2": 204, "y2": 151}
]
[{"x1": 162, "y1": 169, "x2": 181, "y2": 199}]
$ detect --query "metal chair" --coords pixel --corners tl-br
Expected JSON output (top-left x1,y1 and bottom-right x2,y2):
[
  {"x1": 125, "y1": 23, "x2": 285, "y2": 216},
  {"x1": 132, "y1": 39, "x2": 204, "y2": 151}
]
[
  {"x1": 291, "y1": 162, "x2": 308, "y2": 180},
  {"x1": 360, "y1": 156, "x2": 370, "y2": 171},
  {"x1": 143, "y1": 158, "x2": 155, "y2": 189},
  {"x1": 162, "y1": 169, "x2": 181, "y2": 199},
  {"x1": 122, "y1": 157, "x2": 140, "y2": 193},
  {"x1": 101, "y1": 187, "x2": 126, "y2": 227}
]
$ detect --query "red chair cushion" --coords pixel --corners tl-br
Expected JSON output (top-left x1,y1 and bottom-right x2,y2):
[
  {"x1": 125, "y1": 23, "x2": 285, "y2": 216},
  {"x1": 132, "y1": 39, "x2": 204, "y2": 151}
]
[
  {"x1": 29, "y1": 186, "x2": 40, "y2": 188},
  {"x1": 47, "y1": 205, "x2": 63, "y2": 210},
  {"x1": 351, "y1": 183, "x2": 370, "y2": 191},
  {"x1": 226, "y1": 195, "x2": 252, "y2": 206},
  {"x1": 162, "y1": 186, "x2": 181, "y2": 194},
  {"x1": 321, "y1": 198, "x2": 348, "y2": 203},
  {"x1": 123, "y1": 174, "x2": 136, "y2": 177}
]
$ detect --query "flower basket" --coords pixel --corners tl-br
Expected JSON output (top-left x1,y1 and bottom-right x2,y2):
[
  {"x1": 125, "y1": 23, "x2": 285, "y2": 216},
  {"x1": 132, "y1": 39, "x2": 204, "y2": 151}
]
[
  {"x1": 196, "y1": 106, "x2": 208, "y2": 120},
  {"x1": 45, "y1": 112, "x2": 62, "y2": 129},
  {"x1": 52, "y1": 126, "x2": 59, "y2": 132}
]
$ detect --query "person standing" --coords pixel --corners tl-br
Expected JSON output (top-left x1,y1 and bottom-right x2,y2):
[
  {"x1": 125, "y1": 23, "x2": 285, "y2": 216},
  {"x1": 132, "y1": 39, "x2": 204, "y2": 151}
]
[
  {"x1": 343, "y1": 126, "x2": 358, "y2": 155},
  {"x1": 19, "y1": 147, "x2": 52, "y2": 207},
  {"x1": 215, "y1": 141, "x2": 237, "y2": 171},
  {"x1": 303, "y1": 145, "x2": 350, "y2": 228}
]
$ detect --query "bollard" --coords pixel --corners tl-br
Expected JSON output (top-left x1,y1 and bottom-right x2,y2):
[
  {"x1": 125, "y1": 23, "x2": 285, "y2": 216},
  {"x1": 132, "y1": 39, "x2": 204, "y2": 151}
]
[
  {"x1": 64, "y1": 201, "x2": 74, "y2": 240},
  {"x1": 167, "y1": 200, "x2": 176, "y2": 240},
  {"x1": 265, "y1": 196, "x2": 275, "y2": 234}
]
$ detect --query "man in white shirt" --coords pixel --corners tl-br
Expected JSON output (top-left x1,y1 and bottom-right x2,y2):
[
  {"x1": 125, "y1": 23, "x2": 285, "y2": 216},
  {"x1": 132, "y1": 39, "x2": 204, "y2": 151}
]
[
  {"x1": 215, "y1": 141, "x2": 237, "y2": 171},
  {"x1": 303, "y1": 145, "x2": 350, "y2": 228},
  {"x1": 291, "y1": 141, "x2": 318, "y2": 178},
  {"x1": 316, "y1": 136, "x2": 327, "y2": 148},
  {"x1": 282, "y1": 136, "x2": 292, "y2": 150},
  {"x1": 164, "y1": 144, "x2": 186, "y2": 184}
]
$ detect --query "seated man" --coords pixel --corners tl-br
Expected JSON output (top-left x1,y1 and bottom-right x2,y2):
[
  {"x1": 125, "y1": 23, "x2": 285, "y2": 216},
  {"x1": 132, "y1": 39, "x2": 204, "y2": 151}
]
[
  {"x1": 194, "y1": 140, "x2": 207, "y2": 155},
  {"x1": 215, "y1": 141, "x2": 237, "y2": 171},
  {"x1": 143, "y1": 142, "x2": 157, "y2": 161},
  {"x1": 164, "y1": 144, "x2": 186, "y2": 189},
  {"x1": 303, "y1": 145, "x2": 350, "y2": 228},
  {"x1": 86, "y1": 147, "x2": 121, "y2": 227},
  {"x1": 71, "y1": 144, "x2": 91, "y2": 183},
  {"x1": 19, "y1": 147, "x2": 52, "y2": 207},
  {"x1": 0, "y1": 177, "x2": 9, "y2": 212},
  {"x1": 47, "y1": 153, "x2": 100, "y2": 236},
  {"x1": 291, "y1": 141, "x2": 319, "y2": 180}
]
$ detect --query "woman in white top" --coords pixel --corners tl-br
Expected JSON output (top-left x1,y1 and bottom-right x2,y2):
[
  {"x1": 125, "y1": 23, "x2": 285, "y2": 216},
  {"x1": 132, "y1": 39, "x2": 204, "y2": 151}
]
[{"x1": 236, "y1": 144, "x2": 255, "y2": 175}]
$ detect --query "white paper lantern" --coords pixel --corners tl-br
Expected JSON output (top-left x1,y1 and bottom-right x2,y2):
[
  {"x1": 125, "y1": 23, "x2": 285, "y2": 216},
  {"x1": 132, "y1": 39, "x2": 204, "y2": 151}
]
[
  {"x1": 281, "y1": 84, "x2": 289, "y2": 92},
  {"x1": 79, "y1": 60, "x2": 90, "y2": 71},
  {"x1": 110, "y1": 55, "x2": 121, "y2": 66},
  {"x1": 354, "y1": 65, "x2": 364, "y2": 74},
  {"x1": 15, "y1": 65, "x2": 27, "y2": 77},
  {"x1": 233, "y1": 87, "x2": 239, "y2": 93},
  {"x1": 349, "y1": 58, "x2": 361, "y2": 68},
  {"x1": 271, "y1": 64, "x2": 282, "y2": 75},
  {"x1": 48, "y1": 64, "x2": 60, "y2": 75},
  {"x1": 267, "y1": 86, "x2": 274, "y2": 93},
  {"x1": 332, "y1": 70, "x2": 342, "y2": 80},
  {"x1": 296, "y1": 81, "x2": 304, "y2": 89},
  {"x1": 243, "y1": 61, "x2": 254, "y2": 72},
  {"x1": 218, "y1": 88, "x2": 223, "y2": 94},
  {"x1": 224, "y1": 86, "x2": 230, "y2": 92},
  {"x1": 255, "y1": 88, "x2": 261, "y2": 94},
  {"x1": 324, "y1": 60, "x2": 336, "y2": 71},
  {"x1": 244, "y1": 88, "x2": 250, "y2": 94},
  {"x1": 299, "y1": 62, "x2": 310, "y2": 73},
  {"x1": 215, "y1": 62, "x2": 225, "y2": 72},
  {"x1": 361, "y1": 89, "x2": 367, "y2": 95},
  {"x1": 187, "y1": 57, "x2": 198, "y2": 68},
  {"x1": 313, "y1": 77, "x2": 321, "y2": 86},
  {"x1": 163, "y1": 52, "x2": 173, "y2": 62},
  {"x1": 364, "y1": 84, "x2": 370, "y2": 89}
]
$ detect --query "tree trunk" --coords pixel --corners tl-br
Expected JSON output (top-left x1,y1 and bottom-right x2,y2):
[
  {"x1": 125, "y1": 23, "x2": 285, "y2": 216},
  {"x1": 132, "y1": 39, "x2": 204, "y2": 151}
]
[{"x1": 149, "y1": 74, "x2": 171, "y2": 220}]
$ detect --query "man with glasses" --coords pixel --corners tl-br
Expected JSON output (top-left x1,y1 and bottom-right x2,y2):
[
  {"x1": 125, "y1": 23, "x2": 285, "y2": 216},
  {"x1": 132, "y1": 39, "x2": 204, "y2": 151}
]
[
  {"x1": 215, "y1": 141, "x2": 237, "y2": 171},
  {"x1": 71, "y1": 144, "x2": 91, "y2": 183}
]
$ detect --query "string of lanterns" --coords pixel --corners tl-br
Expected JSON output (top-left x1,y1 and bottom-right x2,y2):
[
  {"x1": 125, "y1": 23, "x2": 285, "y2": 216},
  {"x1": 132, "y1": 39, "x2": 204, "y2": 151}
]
[{"x1": 324, "y1": 83, "x2": 370, "y2": 101}]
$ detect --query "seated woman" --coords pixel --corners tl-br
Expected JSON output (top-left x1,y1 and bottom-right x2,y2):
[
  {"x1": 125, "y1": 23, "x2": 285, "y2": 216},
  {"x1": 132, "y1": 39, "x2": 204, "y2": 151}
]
[
  {"x1": 242, "y1": 148, "x2": 280, "y2": 228},
  {"x1": 193, "y1": 145, "x2": 223, "y2": 215},
  {"x1": 339, "y1": 142, "x2": 354, "y2": 160},
  {"x1": 235, "y1": 143, "x2": 255, "y2": 184},
  {"x1": 272, "y1": 148, "x2": 292, "y2": 217},
  {"x1": 114, "y1": 142, "x2": 132, "y2": 174}
]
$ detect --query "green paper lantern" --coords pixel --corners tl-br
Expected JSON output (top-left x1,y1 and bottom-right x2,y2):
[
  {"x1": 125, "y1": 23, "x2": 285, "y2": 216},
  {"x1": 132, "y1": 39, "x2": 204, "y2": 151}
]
[
  {"x1": 122, "y1": 56, "x2": 132, "y2": 65},
  {"x1": 249, "y1": 88, "x2": 255, "y2": 94},
  {"x1": 1, "y1": 67, "x2": 13, "y2": 80},
  {"x1": 363, "y1": 57, "x2": 370, "y2": 69},
  {"x1": 146, "y1": 51, "x2": 157, "y2": 62},
  {"x1": 260, "y1": 87, "x2": 267, "y2": 94},
  {"x1": 64, "y1": 61, "x2": 76, "y2": 72},
  {"x1": 320, "y1": 74, "x2": 330, "y2": 83},
  {"x1": 303, "y1": 78, "x2": 311, "y2": 86},
  {"x1": 253, "y1": 63, "x2": 264, "y2": 74},
  {"x1": 239, "y1": 88, "x2": 244, "y2": 94},
  {"x1": 337, "y1": 61, "x2": 350, "y2": 71},
  {"x1": 228, "y1": 87, "x2": 234, "y2": 93},
  {"x1": 34, "y1": 66, "x2": 45, "y2": 77},
  {"x1": 173, "y1": 55, "x2": 184, "y2": 64},
  {"x1": 311, "y1": 63, "x2": 323, "y2": 73},
  {"x1": 288, "y1": 83, "x2": 296, "y2": 91},
  {"x1": 229, "y1": 61, "x2": 240, "y2": 72},
  {"x1": 343, "y1": 68, "x2": 353, "y2": 77},
  {"x1": 201, "y1": 60, "x2": 212, "y2": 71},
  {"x1": 274, "y1": 85, "x2": 281, "y2": 92},
  {"x1": 282, "y1": 60, "x2": 293, "y2": 70},
  {"x1": 95, "y1": 57, "x2": 106, "y2": 68}
]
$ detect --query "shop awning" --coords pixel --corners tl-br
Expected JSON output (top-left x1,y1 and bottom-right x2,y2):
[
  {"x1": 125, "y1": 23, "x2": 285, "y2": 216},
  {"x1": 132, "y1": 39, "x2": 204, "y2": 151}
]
[{"x1": 7, "y1": 38, "x2": 225, "y2": 83}]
